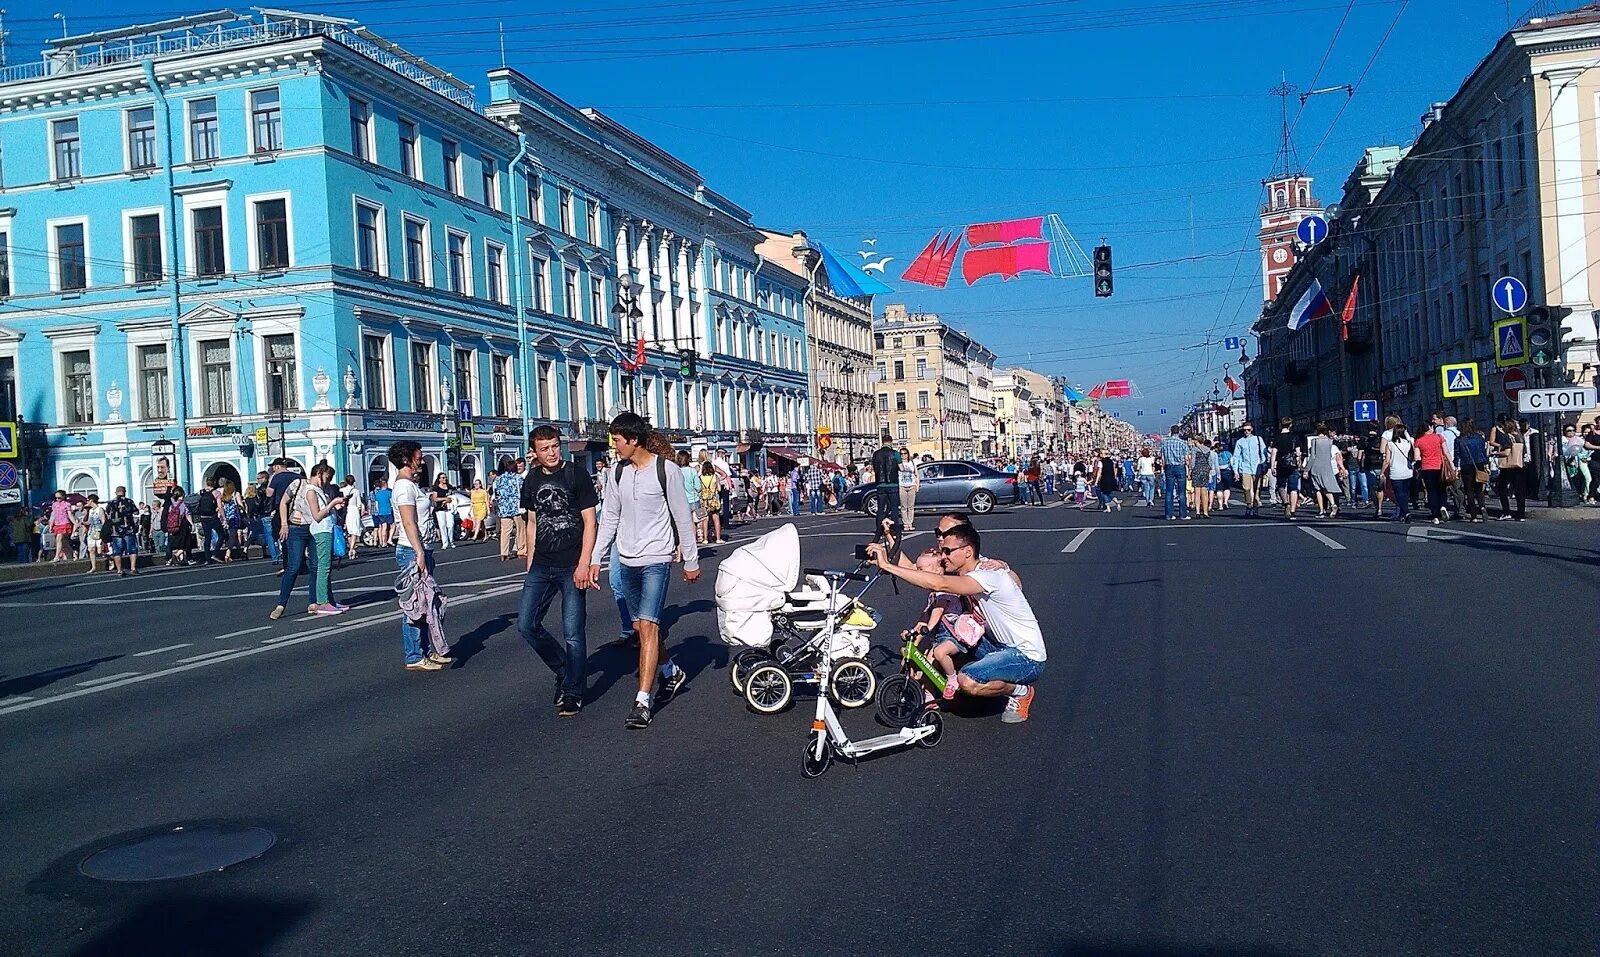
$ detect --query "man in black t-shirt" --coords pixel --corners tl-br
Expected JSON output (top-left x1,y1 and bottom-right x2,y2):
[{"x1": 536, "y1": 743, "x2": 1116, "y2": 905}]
[
  {"x1": 517, "y1": 425, "x2": 599, "y2": 716},
  {"x1": 1267, "y1": 417, "x2": 1302, "y2": 519},
  {"x1": 870, "y1": 434, "x2": 901, "y2": 528}
]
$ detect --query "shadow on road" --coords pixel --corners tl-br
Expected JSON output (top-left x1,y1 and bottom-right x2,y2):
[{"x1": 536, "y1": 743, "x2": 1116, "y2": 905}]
[
  {"x1": 583, "y1": 599, "x2": 721, "y2": 707},
  {"x1": 1054, "y1": 942, "x2": 1296, "y2": 956},
  {"x1": 66, "y1": 892, "x2": 317, "y2": 957},
  {"x1": 450, "y1": 612, "x2": 514, "y2": 667},
  {"x1": 0, "y1": 656, "x2": 124, "y2": 699}
]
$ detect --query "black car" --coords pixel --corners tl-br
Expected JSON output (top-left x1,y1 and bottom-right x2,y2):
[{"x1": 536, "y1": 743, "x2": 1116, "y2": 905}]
[{"x1": 842, "y1": 459, "x2": 1020, "y2": 517}]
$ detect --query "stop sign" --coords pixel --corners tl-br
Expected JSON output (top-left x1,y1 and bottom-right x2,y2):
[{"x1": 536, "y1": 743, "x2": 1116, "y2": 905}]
[{"x1": 1503, "y1": 367, "x2": 1527, "y2": 401}]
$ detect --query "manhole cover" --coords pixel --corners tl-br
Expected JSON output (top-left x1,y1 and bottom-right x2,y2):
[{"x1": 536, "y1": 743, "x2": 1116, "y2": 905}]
[{"x1": 79, "y1": 824, "x2": 276, "y2": 882}]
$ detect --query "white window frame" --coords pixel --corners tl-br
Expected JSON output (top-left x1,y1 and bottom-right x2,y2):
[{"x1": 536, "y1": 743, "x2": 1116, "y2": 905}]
[
  {"x1": 526, "y1": 172, "x2": 543, "y2": 224},
  {"x1": 408, "y1": 340, "x2": 436, "y2": 412},
  {"x1": 184, "y1": 96, "x2": 221, "y2": 164},
  {"x1": 401, "y1": 214, "x2": 431, "y2": 286},
  {"x1": 352, "y1": 197, "x2": 386, "y2": 274},
  {"x1": 254, "y1": 323, "x2": 304, "y2": 415},
  {"x1": 441, "y1": 139, "x2": 461, "y2": 195},
  {"x1": 123, "y1": 103, "x2": 158, "y2": 172},
  {"x1": 121, "y1": 207, "x2": 166, "y2": 286},
  {"x1": 586, "y1": 199, "x2": 600, "y2": 244},
  {"x1": 360, "y1": 330, "x2": 394, "y2": 410},
  {"x1": 124, "y1": 328, "x2": 173, "y2": 421},
  {"x1": 50, "y1": 115, "x2": 82, "y2": 180},
  {"x1": 247, "y1": 86, "x2": 283, "y2": 154},
  {"x1": 348, "y1": 95, "x2": 374, "y2": 162},
  {"x1": 52, "y1": 333, "x2": 97, "y2": 426},
  {"x1": 589, "y1": 275, "x2": 603, "y2": 326},
  {"x1": 530, "y1": 253, "x2": 549, "y2": 311},
  {"x1": 47, "y1": 215, "x2": 91, "y2": 292},
  {"x1": 191, "y1": 331, "x2": 238, "y2": 417},
  {"x1": 445, "y1": 228, "x2": 473, "y2": 296},
  {"x1": 452, "y1": 347, "x2": 477, "y2": 410},
  {"x1": 0, "y1": 222, "x2": 14, "y2": 298},
  {"x1": 480, "y1": 154, "x2": 498, "y2": 210},
  {"x1": 563, "y1": 265, "x2": 579, "y2": 320},
  {"x1": 245, "y1": 190, "x2": 294, "y2": 273},
  {"x1": 484, "y1": 239, "x2": 506, "y2": 304},
  {"x1": 397, "y1": 116, "x2": 421, "y2": 180},
  {"x1": 559, "y1": 187, "x2": 574, "y2": 235},
  {"x1": 567, "y1": 363, "x2": 585, "y2": 419},
  {"x1": 490, "y1": 351, "x2": 512, "y2": 418},
  {"x1": 181, "y1": 189, "x2": 230, "y2": 279}
]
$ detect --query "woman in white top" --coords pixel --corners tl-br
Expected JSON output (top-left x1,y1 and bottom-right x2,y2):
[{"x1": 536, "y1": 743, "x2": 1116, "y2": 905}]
[
  {"x1": 1381, "y1": 422, "x2": 1416, "y2": 522},
  {"x1": 1135, "y1": 449, "x2": 1156, "y2": 506}
]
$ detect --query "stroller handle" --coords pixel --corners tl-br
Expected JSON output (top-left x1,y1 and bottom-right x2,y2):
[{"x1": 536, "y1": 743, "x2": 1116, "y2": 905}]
[{"x1": 803, "y1": 567, "x2": 869, "y2": 583}]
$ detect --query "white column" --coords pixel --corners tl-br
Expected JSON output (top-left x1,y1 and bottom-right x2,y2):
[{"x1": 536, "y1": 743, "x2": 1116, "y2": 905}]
[
  {"x1": 675, "y1": 240, "x2": 693, "y2": 350},
  {"x1": 656, "y1": 233, "x2": 675, "y2": 347},
  {"x1": 613, "y1": 215, "x2": 632, "y2": 328},
  {"x1": 1548, "y1": 69, "x2": 1589, "y2": 306},
  {"x1": 634, "y1": 225, "x2": 656, "y2": 342}
]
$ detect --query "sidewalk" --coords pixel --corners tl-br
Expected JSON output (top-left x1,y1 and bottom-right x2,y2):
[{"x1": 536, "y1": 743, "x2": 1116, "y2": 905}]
[{"x1": 0, "y1": 554, "x2": 158, "y2": 583}]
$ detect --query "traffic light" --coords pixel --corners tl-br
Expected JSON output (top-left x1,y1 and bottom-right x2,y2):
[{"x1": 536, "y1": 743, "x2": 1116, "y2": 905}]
[
  {"x1": 678, "y1": 350, "x2": 697, "y2": 377},
  {"x1": 1527, "y1": 305, "x2": 1555, "y2": 369},
  {"x1": 445, "y1": 446, "x2": 462, "y2": 471},
  {"x1": 1093, "y1": 244, "x2": 1113, "y2": 298}
]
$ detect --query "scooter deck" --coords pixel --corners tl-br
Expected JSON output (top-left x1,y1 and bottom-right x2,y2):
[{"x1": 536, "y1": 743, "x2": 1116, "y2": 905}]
[{"x1": 840, "y1": 730, "x2": 918, "y2": 755}]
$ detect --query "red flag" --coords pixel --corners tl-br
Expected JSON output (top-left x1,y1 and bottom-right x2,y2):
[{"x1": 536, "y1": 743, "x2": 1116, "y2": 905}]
[
  {"x1": 960, "y1": 242, "x2": 1051, "y2": 284},
  {"x1": 1340, "y1": 273, "x2": 1360, "y2": 342},
  {"x1": 1224, "y1": 374, "x2": 1240, "y2": 393},
  {"x1": 966, "y1": 216, "x2": 1045, "y2": 246},
  {"x1": 902, "y1": 232, "x2": 941, "y2": 285}
]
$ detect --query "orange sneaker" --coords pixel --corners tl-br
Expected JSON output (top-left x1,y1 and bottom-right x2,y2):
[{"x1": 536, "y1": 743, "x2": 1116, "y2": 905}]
[{"x1": 1002, "y1": 686, "x2": 1034, "y2": 723}]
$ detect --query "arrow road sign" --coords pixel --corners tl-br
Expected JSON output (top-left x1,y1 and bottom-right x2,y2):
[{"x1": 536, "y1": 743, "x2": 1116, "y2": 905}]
[
  {"x1": 1353, "y1": 400, "x2": 1378, "y2": 422},
  {"x1": 1491, "y1": 276, "x2": 1528, "y2": 315},
  {"x1": 0, "y1": 421, "x2": 15, "y2": 459},
  {"x1": 1440, "y1": 362, "x2": 1479, "y2": 398},
  {"x1": 1296, "y1": 215, "x2": 1328, "y2": 246}
]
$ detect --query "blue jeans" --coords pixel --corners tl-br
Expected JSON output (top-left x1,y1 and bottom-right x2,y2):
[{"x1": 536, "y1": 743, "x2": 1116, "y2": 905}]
[
  {"x1": 275, "y1": 525, "x2": 315, "y2": 608},
  {"x1": 615, "y1": 561, "x2": 672, "y2": 625},
  {"x1": 1348, "y1": 469, "x2": 1369, "y2": 504},
  {"x1": 609, "y1": 543, "x2": 633, "y2": 639},
  {"x1": 395, "y1": 545, "x2": 436, "y2": 664},
  {"x1": 256, "y1": 517, "x2": 279, "y2": 560},
  {"x1": 518, "y1": 562, "x2": 588, "y2": 694},
  {"x1": 960, "y1": 636, "x2": 1044, "y2": 685},
  {"x1": 1162, "y1": 465, "x2": 1188, "y2": 519},
  {"x1": 1391, "y1": 476, "x2": 1411, "y2": 519},
  {"x1": 809, "y1": 489, "x2": 824, "y2": 513},
  {"x1": 15, "y1": 542, "x2": 32, "y2": 563},
  {"x1": 1139, "y1": 475, "x2": 1156, "y2": 503},
  {"x1": 789, "y1": 487, "x2": 801, "y2": 515}
]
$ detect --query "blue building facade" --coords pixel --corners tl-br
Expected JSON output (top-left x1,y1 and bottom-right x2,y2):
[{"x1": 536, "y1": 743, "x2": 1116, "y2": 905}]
[{"x1": 0, "y1": 9, "x2": 810, "y2": 506}]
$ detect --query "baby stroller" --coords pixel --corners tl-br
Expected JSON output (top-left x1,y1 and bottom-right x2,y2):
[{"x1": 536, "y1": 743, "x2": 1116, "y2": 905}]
[{"x1": 715, "y1": 523, "x2": 880, "y2": 714}]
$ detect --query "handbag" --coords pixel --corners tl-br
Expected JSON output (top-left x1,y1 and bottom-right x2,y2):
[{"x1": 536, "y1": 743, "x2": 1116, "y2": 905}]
[
  {"x1": 332, "y1": 524, "x2": 348, "y2": 558},
  {"x1": 1440, "y1": 454, "x2": 1459, "y2": 483}
]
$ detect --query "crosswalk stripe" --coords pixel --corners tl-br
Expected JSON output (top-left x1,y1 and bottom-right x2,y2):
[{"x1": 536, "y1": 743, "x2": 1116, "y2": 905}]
[
  {"x1": 76, "y1": 671, "x2": 142, "y2": 687},
  {"x1": 133, "y1": 643, "x2": 192, "y2": 657}
]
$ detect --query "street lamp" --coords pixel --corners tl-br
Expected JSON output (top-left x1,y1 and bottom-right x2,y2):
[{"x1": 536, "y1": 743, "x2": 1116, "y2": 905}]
[
  {"x1": 839, "y1": 361, "x2": 856, "y2": 463},
  {"x1": 612, "y1": 290, "x2": 645, "y2": 411},
  {"x1": 934, "y1": 386, "x2": 946, "y2": 460}
]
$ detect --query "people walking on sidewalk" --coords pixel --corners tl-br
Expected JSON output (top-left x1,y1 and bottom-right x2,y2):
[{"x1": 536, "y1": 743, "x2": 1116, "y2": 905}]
[
  {"x1": 106, "y1": 486, "x2": 140, "y2": 577},
  {"x1": 1455, "y1": 419, "x2": 1490, "y2": 522},
  {"x1": 270, "y1": 469, "x2": 317, "y2": 619},
  {"x1": 1158, "y1": 426, "x2": 1191, "y2": 521},
  {"x1": 1307, "y1": 423, "x2": 1343, "y2": 519},
  {"x1": 430, "y1": 473, "x2": 457, "y2": 549},
  {"x1": 1092, "y1": 449, "x2": 1123, "y2": 513},
  {"x1": 588, "y1": 412, "x2": 701, "y2": 730},
  {"x1": 160, "y1": 489, "x2": 194, "y2": 565},
  {"x1": 1189, "y1": 438, "x2": 1215, "y2": 519},
  {"x1": 341, "y1": 475, "x2": 365, "y2": 560},
  {"x1": 1413, "y1": 424, "x2": 1449, "y2": 524},
  {"x1": 1488, "y1": 418, "x2": 1527, "y2": 521},
  {"x1": 47, "y1": 490, "x2": 72, "y2": 564},
  {"x1": 1383, "y1": 423, "x2": 1416, "y2": 522},
  {"x1": 1269, "y1": 418, "x2": 1302, "y2": 520},
  {"x1": 390, "y1": 440, "x2": 452, "y2": 671},
  {"x1": 371, "y1": 476, "x2": 394, "y2": 548},
  {"x1": 1135, "y1": 448, "x2": 1156, "y2": 506},
  {"x1": 517, "y1": 425, "x2": 598, "y2": 717}
]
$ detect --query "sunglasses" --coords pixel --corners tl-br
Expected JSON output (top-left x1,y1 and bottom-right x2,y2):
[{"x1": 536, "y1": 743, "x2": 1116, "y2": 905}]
[{"x1": 937, "y1": 545, "x2": 968, "y2": 556}]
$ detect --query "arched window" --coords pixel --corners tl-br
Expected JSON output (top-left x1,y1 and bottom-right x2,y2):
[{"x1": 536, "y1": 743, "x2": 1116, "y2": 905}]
[
  {"x1": 67, "y1": 471, "x2": 100, "y2": 498},
  {"x1": 1274, "y1": 188, "x2": 1286, "y2": 208},
  {"x1": 1298, "y1": 186, "x2": 1308, "y2": 207}
]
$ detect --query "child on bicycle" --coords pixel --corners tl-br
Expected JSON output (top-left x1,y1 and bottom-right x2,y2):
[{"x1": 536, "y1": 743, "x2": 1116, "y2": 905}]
[{"x1": 907, "y1": 549, "x2": 986, "y2": 701}]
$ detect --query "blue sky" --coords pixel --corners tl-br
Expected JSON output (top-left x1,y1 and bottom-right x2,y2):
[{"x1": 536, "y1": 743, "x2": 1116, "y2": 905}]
[{"x1": 6, "y1": 0, "x2": 1529, "y2": 425}]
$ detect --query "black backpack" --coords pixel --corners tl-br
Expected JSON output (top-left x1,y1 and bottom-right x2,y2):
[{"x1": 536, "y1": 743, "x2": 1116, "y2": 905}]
[{"x1": 192, "y1": 489, "x2": 217, "y2": 517}]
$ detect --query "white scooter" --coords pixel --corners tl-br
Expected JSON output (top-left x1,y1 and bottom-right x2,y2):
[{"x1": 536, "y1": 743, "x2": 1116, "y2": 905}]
[{"x1": 801, "y1": 568, "x2": 943, "y2": 778}]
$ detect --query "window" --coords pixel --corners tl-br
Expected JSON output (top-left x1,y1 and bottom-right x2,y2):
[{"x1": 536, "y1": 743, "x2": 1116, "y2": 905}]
[
  {"x1": 915, "y1": 356, "x2": 927, "y2": 379},
  {"x1": 130, "y1": 213, "x2": 162, "y2": 283},
  {"x1": 362, "y1": 334, "x2": 388, "y2": 410},
  {"x1": 442, "y1": 139, "x2": 460, "y2": 195},
  {"x1": 596, "y1": 368, "x2": 609, "y2": 414},
  {"x1": 893, "y1": 359, "x2": 904, "y2": 380},
  {"x1": 199, "y1": 338, "x2": 233, "y2": 415},
  {"x1": 188, "y1": 98, "x2": 219, "y2": 162},
  {"x1": 138, "y1": 344, "x2": 169, "y2": 419},
  {"x1": 62, "y1": 349, "x2": 93, "y2": 424},
  {"x1": 491, "y1": 355, "x2": 509, "y2": 417},
  {"x1": 530, "y1": 255, "x2": 548, "y2": 310},
  {"x1": 127, "y1": 107, "x2": 157, "y2": 170},
  {"x1": 915, "y1": 335, "x2": 925, "y2": 347},
  {"x1": 349, "y1": 97, "x2": 371, "y2": 161},
  {"x1": 192, "y1": 207, "x2": 225, "y2": 277},
  {"x1": 896, "y1": 421, "x2": 908, "y2": 442},
  {"x1": 920, "y1": 419, "x2": 933, "y2": 440},
  {"x1": 559, "y1": 188, "x2": 573, "y2": 234},
  {"x1": 876, "y1": 361, "x2": 886, "y2": 381},
  {"x1": 250, "y1": 88, "x2": 282, "y2": 153},
  {"x1": 586, "y1": 200, "x2": 600, "y2": 243},
  {"x1": 446, "y1": 231, "x2": 469, "y2": 294},
  {"x1": 52, "y1": 118, "x2": 81, "y2": 179},
  {"x1": 398, "y1": 118, "x2": 419, "y2": 178},
  {"x1": 537, "y1": 359, "x2": 553, "y2": 416},
  {"x1": 355, "y1": 203, "x2": 382, "y2": 273},
  {"x1": 895, "y1": 391, "x2": 907, "y2": 412},
  {"x1": 481, "y1": 155, "x2": 497, "y2": 210},
  {"x1": 564, "y1": 266, "x2": 578, "y2": 319},
  {"x1": 526, "y1": 173, "x2": 542, "y2": 223},
  {"x1": 403, "y1": 218, "x2": 428, "y2": 284},
  {"x1": 254, "y1": 198, "x2": 289, "y2": 270},
  {"x1": 917, "y1": 390, "x2": 929, "y2": 410},
  {"x1": 590, "y1": 277, "x2": 603, "y2": 325},
  {"x1": 453, "y1": 349, "x2": 474, "y2": 407},
  {"x1": 0, "y1": 231, "x2": 9, "y2": 297},
  {"x1": 485, "y1": 242, "x2": 505, "y2": 303},
  {"x1": 567, "y1": 364, "x2": 583, "y2": 419},
  {"x1": 410, "y1": 342, "x2": 433, "y2": 412},
  {"x1": 264, "y1": 335, "x2": 297, "y2": 411},
  {"x1": 877, "y1": 393, "x2": 888, "y2": 413},
  {"x1": 1512, "y1": 120, "x2": 1527, "y2": 190},
  {"x1": 55, "y1": 222, "x2": 87, "y2": 291}
]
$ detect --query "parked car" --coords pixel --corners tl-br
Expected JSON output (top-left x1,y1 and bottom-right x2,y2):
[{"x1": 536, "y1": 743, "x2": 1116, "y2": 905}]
[{"x1": 842, "y1": 460, "x2": 1019, "y2": 517}]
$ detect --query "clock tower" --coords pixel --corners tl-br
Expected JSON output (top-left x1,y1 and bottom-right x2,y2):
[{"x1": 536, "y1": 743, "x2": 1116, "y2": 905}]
[{"x1": 1259, "y1": 173, "x2": 1319, "y2": 303}]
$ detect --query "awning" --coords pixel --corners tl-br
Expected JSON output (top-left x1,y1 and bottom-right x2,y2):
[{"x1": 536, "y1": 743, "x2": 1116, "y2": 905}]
[{"x1": 765, "y1": 446, "x2": 806, "y2": 462}]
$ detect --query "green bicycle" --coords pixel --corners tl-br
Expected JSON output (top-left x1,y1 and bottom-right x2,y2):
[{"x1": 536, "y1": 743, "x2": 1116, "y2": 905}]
[{"x1": 875, "y1": 626, "x2": 948, "y2": 728}]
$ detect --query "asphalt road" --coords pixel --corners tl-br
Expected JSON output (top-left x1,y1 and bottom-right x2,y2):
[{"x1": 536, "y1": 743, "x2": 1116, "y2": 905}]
[{"x1": 1, "y1": 502, "x2": 1596, "y2": 956}]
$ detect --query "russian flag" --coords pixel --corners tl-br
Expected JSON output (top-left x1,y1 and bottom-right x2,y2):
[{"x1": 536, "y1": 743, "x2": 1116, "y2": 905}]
[{"x1": 1287, "y1": 278, "x2": 1334, "y2": 331}]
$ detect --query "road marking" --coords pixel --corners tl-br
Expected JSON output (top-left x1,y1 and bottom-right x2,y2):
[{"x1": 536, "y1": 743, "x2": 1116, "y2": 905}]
[
  {"x1": 1300, "y1": 526, "x2": 1346, "y2": 550},
  {"x1": 133, "y1": 643, "x2": 192, "y2": 657},
  {"x1": 1405, "y1": 524, "x2": 1520, "y2": 544},
  {"x1": 76, "y1": 671, "x2": 142, "y2": 687},
  {"x1": 1062, "y1": 529, "x2": 1094, "y2": 553},
  {"x1": 212, "y1": 626, "x2": 270, "y2": 643},
  {"x1": 0, "y1": 695, "x2": 33, "y2": 703},
  {"x1": 175, "y1": 648, "x2": 241, "y2": 664}
]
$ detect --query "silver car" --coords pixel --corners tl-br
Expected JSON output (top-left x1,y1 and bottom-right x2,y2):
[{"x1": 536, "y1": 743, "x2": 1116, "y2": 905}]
[{"x1": 848, "y1": 459, "x2": 1020, "y2": 517}]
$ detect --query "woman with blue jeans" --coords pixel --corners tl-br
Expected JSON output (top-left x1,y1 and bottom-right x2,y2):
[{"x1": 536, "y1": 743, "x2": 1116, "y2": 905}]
[
  {"x1": 269, "y1": 474, "x2": 319, "y2": 620},
  {"x1": 389, "y1": 440, "x2": 451, "y2": 671}
]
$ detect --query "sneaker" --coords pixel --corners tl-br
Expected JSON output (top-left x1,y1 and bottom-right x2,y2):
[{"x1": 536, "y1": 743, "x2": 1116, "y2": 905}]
[
  {"x1": 425, "y1": 651, "x2": 454, "y2": 665},
  {"x1": 659, "y1": 667, "x2": 688, "y2": 701},
  {"x1": 1182, "y1": 515, "x2": 1192, "y2": 521},
  {"x1": 941, "y1": 676, "x2": 958, "y2": 700},
  {"x1": 624, "y1": 701, "x2": 653, "y2": 729},
  {"x1": 1497, "y1": 515, "x2": 1512, "y2": 521},
  {"x1": 552, "y1": 685, "x2": 564, "y2": 706},
  {"x1": 405, "y1": 658, "x2": 443, "y2": 672},
  {"x1": 314, "y1": 604, "x2": 344, "y2": 616},
  {"x1": 1002, "y1": 686, "x2": 1035, "y2": 724},
  {"x1": 269, "y1": 605, "x2": 284, "y2": 620},
  {"x1": 307, "y1": 603, "x2": 318, "y2": 615},
  {"x1": 332, "y1": 602, "x2": 350, "y2": 612},
  {"x1": 556, "y1": 692, "x2": 582, "y2": 717}
]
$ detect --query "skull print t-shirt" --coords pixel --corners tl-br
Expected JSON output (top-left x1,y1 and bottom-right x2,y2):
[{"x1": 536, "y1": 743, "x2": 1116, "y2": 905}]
[{"x1": 519, "y1": 463, "x2": 598, "y2": 569}]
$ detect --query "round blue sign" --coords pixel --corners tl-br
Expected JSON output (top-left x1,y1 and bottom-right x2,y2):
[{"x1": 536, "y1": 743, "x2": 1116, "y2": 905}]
[
  {"x1": 0, "y1": 462, "x2": 16, "y2": 489},
  {"x1": 1296, "y1": 216, "x2": 1328, "y2": 246},
  {"x1": 1491, "y1": 276, "x2": 1527, "y2": 315}
]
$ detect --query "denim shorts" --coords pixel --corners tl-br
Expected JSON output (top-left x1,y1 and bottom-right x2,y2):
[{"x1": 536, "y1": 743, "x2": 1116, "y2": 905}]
[
  {"x1": 374, "y1": 514, "x2": 393, "y2": 527},
  {"x1": 110, "y1": 533, "x2": 139, "y2": 556},
  {"x1": 959, "y1": 636, "x2": 1044, "y2": 685},
  {"x1": 616, "y1": 562, "x2": 672, "y2": 624}
]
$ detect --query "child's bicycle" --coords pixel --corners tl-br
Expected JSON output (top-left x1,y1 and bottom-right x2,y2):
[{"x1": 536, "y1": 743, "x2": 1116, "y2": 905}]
[{"x1": 874, "y1": 625, "x2": 949, "y2": 728}]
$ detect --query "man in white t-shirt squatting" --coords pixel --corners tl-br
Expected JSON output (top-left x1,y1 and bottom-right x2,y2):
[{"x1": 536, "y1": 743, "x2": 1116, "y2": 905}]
[{"x1": 866, "y1": 523, "x2": 1046, "y2": 723}]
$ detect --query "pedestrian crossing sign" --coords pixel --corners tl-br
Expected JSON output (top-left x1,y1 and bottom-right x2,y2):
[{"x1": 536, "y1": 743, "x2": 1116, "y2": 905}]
[
  {"x1": 1440, "y1": 362, "x2": 1480, "y2": 398},
  {"x1": 0, "y1": 421, "x2": 16, "y2": 459},
  {"x1": 1493, "y1": 317, "x2": 1527, "y2": 368}
]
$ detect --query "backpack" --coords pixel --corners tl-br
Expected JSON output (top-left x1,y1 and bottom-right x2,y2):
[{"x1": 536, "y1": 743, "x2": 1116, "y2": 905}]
[
  {"x1": 613, "y1": 455, "x2": 681, "y2": 557},
  {"x1": 192, "y1": 489, "x2": 217, "y2": 517}
]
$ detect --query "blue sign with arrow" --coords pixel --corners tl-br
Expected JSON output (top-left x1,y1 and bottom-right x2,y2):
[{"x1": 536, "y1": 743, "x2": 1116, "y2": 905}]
[
  {"x1": 1223, "y1": 336, "x2": 1241, "y2": 351},
  {"x1": 1296, "y1": 215, "x2": 1328, "y2": 246},
  {"x1": 1353, "y1": 400, "x2": 1378, "y2": 423},
  {"x1": 1492, "y1": 276, "x2": 1527, "y2": 315}
]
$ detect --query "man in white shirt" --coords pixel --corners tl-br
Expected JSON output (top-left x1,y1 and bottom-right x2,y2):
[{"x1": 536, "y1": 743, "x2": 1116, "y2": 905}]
[{"x1": 867, "y1": 523, "x2": 1045, "y2": 724}]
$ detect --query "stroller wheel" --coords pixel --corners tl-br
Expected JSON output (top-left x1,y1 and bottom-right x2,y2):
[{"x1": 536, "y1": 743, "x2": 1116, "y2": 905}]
[
  {"x1": 801, "y1": 737, "x2": 833, "y2": 778},
  {"x1": 729, "y1": 648, "x2": 769, "y2": 694},
  {"x1": 744, "y1": 663, "x2": 793, "y2": 715},
  {"x1": 828, "y1": 658, "x2": 877, "y2": 709},
  {"x1": 875, "y1": 673, "x2": 923, "y2": 729}
]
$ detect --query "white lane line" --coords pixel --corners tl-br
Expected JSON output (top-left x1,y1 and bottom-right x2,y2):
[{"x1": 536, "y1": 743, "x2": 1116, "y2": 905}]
[
  {"x1": 1062, "y1": 529, "x2": 1095, "y2": 553},
  {"x1": 212, "y1": 626, "x2": 270, "y2": 643},
  {"x1": 133, "y1": 643, "x2": 192, "y2": 657},
  {"x1": 76, "y1": 671, "x2": 142, "y2": 687},
  {"x1": 175, "y1": 648, "x2": 241, "y2": 664},
  {"x1": 0, "y1": 582, "x2": 526, "y2": 718},
  {"x1": 1300, "y1": 526, "x2": 1346, "y2": 550},
  {"x1": 0, "y1": 695, "x2": 34, "y2": 703}
]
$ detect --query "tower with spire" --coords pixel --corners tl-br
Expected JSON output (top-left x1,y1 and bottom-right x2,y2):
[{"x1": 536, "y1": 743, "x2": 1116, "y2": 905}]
[{"x1": 1259, "y1": 79, "x2": 1320, "y2": 303}]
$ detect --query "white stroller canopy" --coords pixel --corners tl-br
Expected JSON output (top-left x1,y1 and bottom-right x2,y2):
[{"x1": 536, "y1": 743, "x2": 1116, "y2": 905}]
[{"x1": 714, "y1": 523, "x2": 801, "y2": 648}]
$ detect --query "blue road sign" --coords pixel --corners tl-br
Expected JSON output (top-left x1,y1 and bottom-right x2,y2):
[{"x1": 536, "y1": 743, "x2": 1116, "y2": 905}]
[
  {"x1": 1353, "y1": 400, "x2": 1378, "y2": 423},
  {"x1": 1491, "y1": 276, "x2": 1527, "y2": 315},
  {"x1": 457, "y1": 399, "x2": 473, "y2": 421},
  {"x1": 1223, "y1": 336, "x2": 1241, "y2": 351},
  {"x1": 1296, "y1": 215, "x2": 1328, "y2": 246},
  {"x1": 0, "y1": 461, "x2": 16, "y2": 488},
  {"x1": 0, "y1": 421, "x2": 15, "y2": 459}
]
